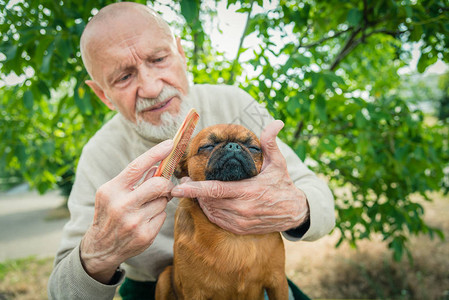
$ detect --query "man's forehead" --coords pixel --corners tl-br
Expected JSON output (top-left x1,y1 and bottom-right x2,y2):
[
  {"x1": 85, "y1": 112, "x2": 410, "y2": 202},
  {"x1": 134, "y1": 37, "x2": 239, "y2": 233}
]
[
  {"x1": 85, "y1": 19, "x2": 175, "y2": 82},
  {"x1": 86, "y1": 3, "x2": 159, "y2": 30},
  {"x1": 85, "y1": 14, "x2": 174, "y2": 55},
  {"x1": 89, "y1": 13, "x2": 156, "y2": 40},
  {"x1": 81, "y1": 4, "x2": 174, "y2": 78},
  {"x1": 85, "y1": 5, "x2": 172, "y2": 41}
]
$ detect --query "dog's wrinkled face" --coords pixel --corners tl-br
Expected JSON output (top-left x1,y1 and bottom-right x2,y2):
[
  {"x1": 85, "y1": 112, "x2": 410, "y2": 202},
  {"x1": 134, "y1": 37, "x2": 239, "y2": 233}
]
[{"x1": 175, "y1": 124, "x2": 263, "y2": 181}]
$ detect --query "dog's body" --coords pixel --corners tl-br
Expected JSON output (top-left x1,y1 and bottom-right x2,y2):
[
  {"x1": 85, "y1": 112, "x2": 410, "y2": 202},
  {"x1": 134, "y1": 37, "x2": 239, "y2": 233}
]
[{"x1": 156, "y1": 124, "x2": 288, "y2": 300}]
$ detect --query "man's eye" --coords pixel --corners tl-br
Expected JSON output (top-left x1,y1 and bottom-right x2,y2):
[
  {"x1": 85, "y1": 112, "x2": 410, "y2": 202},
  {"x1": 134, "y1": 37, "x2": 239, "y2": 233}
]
[
  {"x1": 198, "y1": 144, "x2": 215, "y2": 153},
  {"x1": 119, "y1": 74, "x2": 131, "y2": 82},
  {"x1": 153, "y1": 56, "x2": 166, "y2": 63}
]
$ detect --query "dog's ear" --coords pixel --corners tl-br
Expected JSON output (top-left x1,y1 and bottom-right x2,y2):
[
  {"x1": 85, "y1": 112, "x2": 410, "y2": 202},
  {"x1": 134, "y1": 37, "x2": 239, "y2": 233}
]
[{"x1": 174, "y1": 152, "x2": 189, "y2": 179}]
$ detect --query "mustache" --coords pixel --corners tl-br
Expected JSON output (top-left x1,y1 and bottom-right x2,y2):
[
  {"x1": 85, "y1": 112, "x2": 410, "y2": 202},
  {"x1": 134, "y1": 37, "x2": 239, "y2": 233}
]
[{"x1": 136, "y1": 85, "x2": 182, "y2": 113}]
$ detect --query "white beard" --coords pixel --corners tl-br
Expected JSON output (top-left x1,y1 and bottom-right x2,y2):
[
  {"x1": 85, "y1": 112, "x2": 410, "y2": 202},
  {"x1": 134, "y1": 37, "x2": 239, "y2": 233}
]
[
  {"x1": 111, "y1": 85, "x2": 192, "y2": 141},
  {"x1": 132, "y1": 99, "x2": 191, "y2": 140}
]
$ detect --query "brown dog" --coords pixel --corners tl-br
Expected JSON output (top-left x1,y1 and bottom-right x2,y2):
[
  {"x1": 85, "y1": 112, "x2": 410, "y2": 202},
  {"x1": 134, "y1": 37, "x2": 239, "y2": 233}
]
[{"x1": 155, "y1": 124, "x2": 288, "y2": 300}]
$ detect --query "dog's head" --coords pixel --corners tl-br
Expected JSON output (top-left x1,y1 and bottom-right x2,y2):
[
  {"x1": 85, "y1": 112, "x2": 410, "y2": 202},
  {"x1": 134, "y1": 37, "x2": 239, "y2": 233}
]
[{"x1": 174, "y1": 124, "x2": 263, "y2": 181}]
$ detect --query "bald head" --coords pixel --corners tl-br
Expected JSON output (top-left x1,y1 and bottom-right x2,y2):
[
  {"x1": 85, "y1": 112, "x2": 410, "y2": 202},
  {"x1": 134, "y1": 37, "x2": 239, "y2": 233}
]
[{"x1": 80, "y1": 2, "x2": 175, "y2": 80}]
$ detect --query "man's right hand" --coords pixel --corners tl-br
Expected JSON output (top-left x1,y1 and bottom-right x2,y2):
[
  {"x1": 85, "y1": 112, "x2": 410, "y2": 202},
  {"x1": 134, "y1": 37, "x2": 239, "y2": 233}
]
[{"x1": 80, "y1": 139, "x2": 174, "y2": 284}]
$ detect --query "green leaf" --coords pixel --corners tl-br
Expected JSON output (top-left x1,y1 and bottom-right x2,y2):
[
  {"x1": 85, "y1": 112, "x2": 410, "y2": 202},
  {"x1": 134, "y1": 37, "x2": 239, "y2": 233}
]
[
  {"x1": 434, "y1": 228, "x2": 445, "y2": 240},
  {"x1": 56, "y1": 36, "x2": 71, "y2": 59},
  {"x1": 23, "y1": 90, "x2": 34, "y2": 110},
  {"x1": 42, "y1": 141, "x2": 56, "y2": 156},
  {"x1": 299, "y1": 3, "x2": 311, "y2": 27},
  {"x1": 236, "y1": 7, "x2": 251, "y2": 13},
  {"x1": 180, "y1": 0, "x2": 199, "y2": 24},
  {"x1": 390, "y1": 238, "x2": 404, "y2": 261},
  {"x1": 37, "y1": 80, "x2": 51, "y2": 99},
  {"x1": 35, "y1": 37, "x2": 53, "y2": 68},
  {"x1": 322, "y1": 71, "x2": 345, "y2": 87},
  {"x1": 292, "y1": 52, "x2": 311, "y2": 65},
  {"x1": 295, "y1": 143, "x2": 307, "y2": 161},
  {"x1": 287, "y1": 97, "x2": 300, "y2": 115},
  {"x1": 355, "y1": 110, "x2": 366, "y2": 127},
  {"x1": 16, "y1": 145, "x2": 27, "y2": 170},
  {"x1": 74, "y1": 84, "x2": 93, "y2": 115},
  {"x1": 320, "y1": 137, "x2": 337, "y2": 152},
  {"x1": 310, "y1": 73, "x2": 326, "y2": 92},
  {"x1": 0, "y1": 44, "x2": 18, "y2": 61},
  {"x1": 18, "y1": 29, "x2": 37, "y2": 46},
  {"x1": 40, "y1": 41, "x2": 56, "y2": 74},
  {"x1": 82, "y1": 87, "x2": 93, "y2": 114},
  {"x1": 316, "y1": 95, "x2": 327, "y2": 121},
  {"x1": 404, "y1": 0, "x2": 413, "y2": 18},
  {"x1": 417, "y1": 53, "x2": 437, "y2": 73},
  {"x1": 356, "y1": 133, "x2": 369, "y2": 154},
  {"x1": 74, "y1": 85, "x2": 87, "y2": 113},
  {"x1": 347, "y1": 8, "x2": 362, "y2": 26}
]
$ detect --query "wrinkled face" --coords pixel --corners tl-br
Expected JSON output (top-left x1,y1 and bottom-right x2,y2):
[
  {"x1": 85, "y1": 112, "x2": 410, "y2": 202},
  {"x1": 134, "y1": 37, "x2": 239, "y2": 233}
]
[
  {"x1": 84, "y1": 11, "x2": 190, "y2": 130},
  {"x1": 176, "y1": 124, "x2": 263, "y2": 181}
]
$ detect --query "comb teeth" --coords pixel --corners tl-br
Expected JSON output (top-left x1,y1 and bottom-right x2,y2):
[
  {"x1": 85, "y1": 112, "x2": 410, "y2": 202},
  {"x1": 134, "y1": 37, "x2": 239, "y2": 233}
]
[{"x1": 154, "y1": 108, "x2": 199, "y2": 180}]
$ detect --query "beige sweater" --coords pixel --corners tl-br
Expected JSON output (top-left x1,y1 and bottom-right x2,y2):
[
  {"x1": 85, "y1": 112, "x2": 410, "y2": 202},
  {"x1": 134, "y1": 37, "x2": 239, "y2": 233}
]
[{"x1": 48, "y1": 84, "x2": 335, "y2": 299}]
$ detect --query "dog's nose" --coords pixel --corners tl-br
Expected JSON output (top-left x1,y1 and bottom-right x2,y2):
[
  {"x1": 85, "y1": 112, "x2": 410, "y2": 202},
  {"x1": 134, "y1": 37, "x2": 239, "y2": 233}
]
[{"x1": 225, "y1": 142, "x2": 242, "y2": 152}]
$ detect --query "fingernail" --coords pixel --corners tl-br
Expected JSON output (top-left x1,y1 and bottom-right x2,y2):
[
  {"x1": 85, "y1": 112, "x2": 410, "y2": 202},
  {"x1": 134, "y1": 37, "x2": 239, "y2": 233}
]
[
  {"x1": 147, "y1": 166, "x2": 157, "y2": 178},
  {"x1": 172, "y1": 186, "x2": 184, "y2": 197},
  {"x1": 162, "y1": 139, "x2": 174, "y2": 148},
  {"x1": 158, "y1": 139, "x2": 174, "y2": 152},
  {"x1": 180, "y1": 177, "x2": 191, "y2": 184}
]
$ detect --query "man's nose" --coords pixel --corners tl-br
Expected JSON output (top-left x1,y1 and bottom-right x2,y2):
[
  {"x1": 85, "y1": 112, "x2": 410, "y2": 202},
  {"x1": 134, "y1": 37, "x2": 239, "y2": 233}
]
[{"x1": 137, "y1": 65, "x2": 163, "y2": 99}]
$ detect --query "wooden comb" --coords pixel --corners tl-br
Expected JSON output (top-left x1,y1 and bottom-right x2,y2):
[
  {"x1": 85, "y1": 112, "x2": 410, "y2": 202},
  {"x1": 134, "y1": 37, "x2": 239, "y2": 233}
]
[{"x1": 154, "y1": 108, "x2": 200, "y2": 180}]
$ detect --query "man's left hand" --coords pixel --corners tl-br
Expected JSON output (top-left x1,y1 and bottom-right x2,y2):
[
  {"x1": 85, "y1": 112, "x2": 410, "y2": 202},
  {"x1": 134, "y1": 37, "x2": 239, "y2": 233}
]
[{"x1": 171, "y1": 120, "x2": 310, "y2": 235}]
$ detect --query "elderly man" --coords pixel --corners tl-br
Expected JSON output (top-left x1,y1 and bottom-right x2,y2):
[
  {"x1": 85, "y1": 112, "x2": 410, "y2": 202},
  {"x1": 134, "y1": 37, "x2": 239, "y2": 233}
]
[{"x1": 48, "y1": 2, "x2": 335, "y2": 299}]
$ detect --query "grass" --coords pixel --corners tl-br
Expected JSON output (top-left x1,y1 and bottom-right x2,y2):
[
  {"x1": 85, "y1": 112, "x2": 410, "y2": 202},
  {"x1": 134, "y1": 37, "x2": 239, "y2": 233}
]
[
  {"x1": 0, "y1": 193, "x2": 448, "y2": 299},
  {"x1": 0, "y1": 256, "x2": 53, "y2": 300}
]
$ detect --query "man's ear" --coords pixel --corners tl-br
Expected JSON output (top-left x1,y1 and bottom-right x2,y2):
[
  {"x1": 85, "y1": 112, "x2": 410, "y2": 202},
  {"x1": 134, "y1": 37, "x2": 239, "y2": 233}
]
[
  {"x1": 175, "y1": 37, "x2": 187, "y2": 67},
  {"x1": 85, "y1": 80, "x2": 116, "y2": 110},
  {"x1": 174, "y1": 152, "x2": 189, "y2": 179}
]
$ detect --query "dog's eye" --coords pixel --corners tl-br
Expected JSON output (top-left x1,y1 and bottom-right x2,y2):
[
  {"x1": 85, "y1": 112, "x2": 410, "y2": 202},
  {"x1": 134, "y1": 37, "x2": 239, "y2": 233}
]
[
  {"x1": 249, "y1": 146, "x2": 261, "y2": 153},
  {"x1": 198, "y1": 144, "x2": 215, "y2": 153}
]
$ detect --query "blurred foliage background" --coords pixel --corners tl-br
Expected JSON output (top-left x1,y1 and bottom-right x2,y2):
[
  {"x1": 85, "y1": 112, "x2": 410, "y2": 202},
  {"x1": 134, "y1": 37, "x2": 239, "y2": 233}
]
[{"x1": 1, "y1": 0, "x2": 448, "y2": 262}]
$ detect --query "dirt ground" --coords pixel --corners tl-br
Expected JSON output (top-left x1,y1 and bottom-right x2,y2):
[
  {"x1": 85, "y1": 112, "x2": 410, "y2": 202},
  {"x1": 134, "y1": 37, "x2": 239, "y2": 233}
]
[
  {"x1": 284, "y1": 192, "x2": 449, "y2": 299},
  {"x1": 0, "y1": 191, "x2": 448, "y2": 299}
]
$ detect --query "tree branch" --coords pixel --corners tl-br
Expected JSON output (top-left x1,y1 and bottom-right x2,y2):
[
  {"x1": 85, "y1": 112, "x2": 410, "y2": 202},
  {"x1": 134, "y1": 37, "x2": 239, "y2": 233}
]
[
  {"x1": 328, "y1": 0, "x2": 374, "y2": 70},
  {"x1": 228, "y1": 0, "x2": 254, "y2": 85},
  {"x1": 328, "y1": 27, "x2": 409, "y2": 71},
  {"x1": 329, "y1": 27, "x2": 362, "y2": 71},
  {"x1": 299, "y1": 27, "x2": 353, "y2": 50},
  {"x1": 365, "y1": 28, "x2": 408, "y2": 38},
  {"x1": 294, "y1": 120, "x2": 304, "y2": 140},
  {"x1": 362, "y1": 0, "x2": 369, "y2": 27}
]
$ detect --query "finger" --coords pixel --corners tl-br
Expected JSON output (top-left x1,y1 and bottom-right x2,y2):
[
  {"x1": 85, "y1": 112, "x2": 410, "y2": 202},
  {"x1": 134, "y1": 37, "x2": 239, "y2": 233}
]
[
  {"x1": 171, "y1": 179, "x2": 255, "y2": 200},
  {"x1": 260, "y1": 120, "x2": 285, "y2": 170},
  {"x1": 131, "y1": 166, "x2": 159, "y2": 191},
  {"x1": 141, "y1": 194, "x2": 169, "y2": 209},
  {"x1": 143, "y1": 166, "x2": 158, "y2": 182},
  {"x1": 117, "y1": 139, "x2": 174, "y2": 188},
  {"x1": 133, "y1": 176, "x2": 174, "y2": 206},
  {"x1": 180, "y1": 176, "x2": 192, "y2": 184},
  {"x1": 144, "y1": 211, "x2": 167, "y2": 244},
  {"x1": 197, "y1": 202, "x2": 237, "y2": 232},
  {"x1": 141, "y1": 196, "x2": 169, "y2": 219},
  {"x1": 200, "y1": 207, "x2": 257, "y2": 235},
  {"x1": 198, "y1": 195, "x2": 251, "y2": 217},
  {"x1": 202, "y1": 204, "x2": 289, "y2": 235}
]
